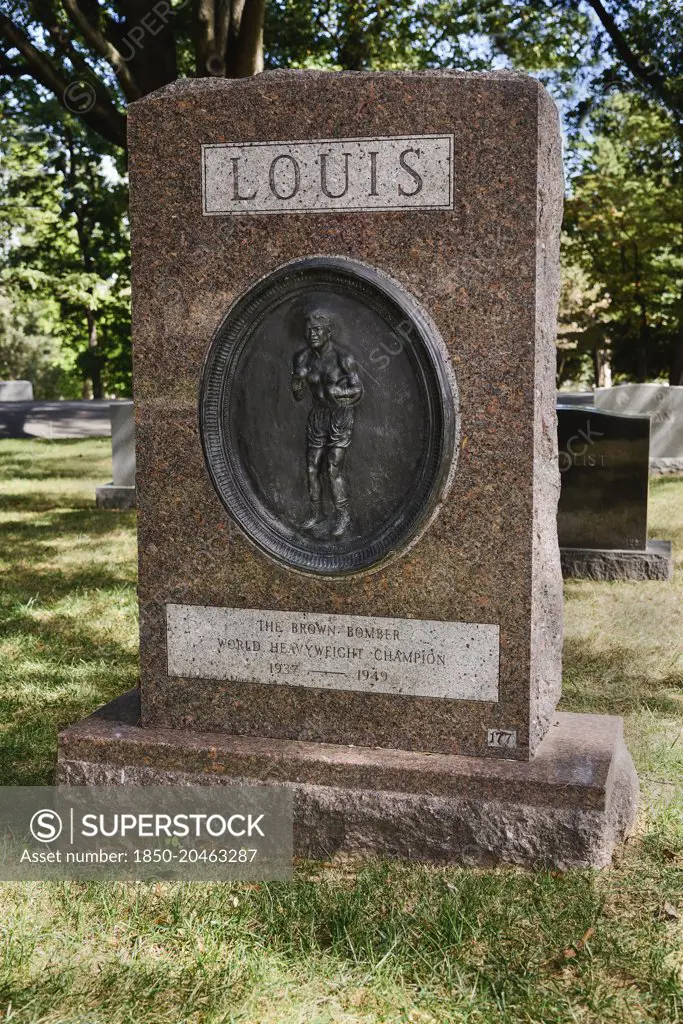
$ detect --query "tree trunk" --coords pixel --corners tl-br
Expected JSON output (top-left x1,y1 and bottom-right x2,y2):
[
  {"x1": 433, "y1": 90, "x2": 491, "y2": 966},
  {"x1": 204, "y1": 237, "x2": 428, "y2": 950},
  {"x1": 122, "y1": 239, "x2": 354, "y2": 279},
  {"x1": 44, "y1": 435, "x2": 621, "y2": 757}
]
[
  {"x1": 338, "y1": 1, "x2": 371, "y2": 70},
  {"x1": 633, "y1": 240, "x2": 649, "y2": 381},
  {"x1": 670, "y1": 333, "x2": 683, "y2": 386},
  {"x1": 200, "y1": 0, "x2": 265, "y2": 78},
  {"x1": 87, "y1": 310, "x2": 103, "y2": 399}
]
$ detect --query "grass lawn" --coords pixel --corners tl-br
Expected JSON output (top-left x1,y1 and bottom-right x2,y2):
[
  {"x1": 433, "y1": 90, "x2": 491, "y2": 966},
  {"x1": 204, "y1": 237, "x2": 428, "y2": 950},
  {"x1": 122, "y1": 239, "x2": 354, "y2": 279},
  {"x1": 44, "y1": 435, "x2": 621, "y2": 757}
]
[{"x1": 0, "y1": 437, "x2": 681, "y2": 1024}]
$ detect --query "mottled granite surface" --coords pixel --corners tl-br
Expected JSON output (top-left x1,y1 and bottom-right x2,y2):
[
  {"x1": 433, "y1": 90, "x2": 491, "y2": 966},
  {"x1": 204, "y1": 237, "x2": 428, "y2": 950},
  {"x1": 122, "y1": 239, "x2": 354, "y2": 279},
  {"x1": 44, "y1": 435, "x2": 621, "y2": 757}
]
[
  {"x1": 128, "y1": 70, "x2": 564, "y2": 759},
  {"x1": 57, "y1": 691, "x2": 639, "y2": 868}
]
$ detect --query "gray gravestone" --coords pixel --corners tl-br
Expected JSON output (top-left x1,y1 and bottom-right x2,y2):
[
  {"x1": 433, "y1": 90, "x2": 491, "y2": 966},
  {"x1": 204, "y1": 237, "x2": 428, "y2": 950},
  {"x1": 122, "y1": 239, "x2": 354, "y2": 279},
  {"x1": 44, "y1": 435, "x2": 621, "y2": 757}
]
[
  {"x1": 0, "y1": 380, "x2": 33, "y2": 401},
  {"x1": 95, "y1": 401, "x2": 136, "y2": 509},
  {"x1": 556, "y1": 391, "x2": 594, "y2": 407},
  {"x1": 595, "y1": 384, "x2": 683, "y2": 474},
  {"x1": 557, "y1": 405, "x2": 673, "y2": 580},
  {"x1": 58, "y1": 71, "x2": 638, "y2": 869}
]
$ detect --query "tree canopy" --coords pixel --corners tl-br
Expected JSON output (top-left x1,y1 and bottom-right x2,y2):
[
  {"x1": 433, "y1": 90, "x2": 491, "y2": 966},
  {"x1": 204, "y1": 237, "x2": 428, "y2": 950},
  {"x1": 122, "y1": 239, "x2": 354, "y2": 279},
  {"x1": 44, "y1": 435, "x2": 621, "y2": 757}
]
[
  {"x1": 561, "y1": 94, "x2": 683, "y2": 385},
  {"x1": 0, "y1": 96, "x2": 130, "y2": 397},
  {"x1": 0, "y1": 1, "x2": 681, "y2": 395},
  {"x1": 1, "y1": 1, "x2": 681, "y2": 153}
]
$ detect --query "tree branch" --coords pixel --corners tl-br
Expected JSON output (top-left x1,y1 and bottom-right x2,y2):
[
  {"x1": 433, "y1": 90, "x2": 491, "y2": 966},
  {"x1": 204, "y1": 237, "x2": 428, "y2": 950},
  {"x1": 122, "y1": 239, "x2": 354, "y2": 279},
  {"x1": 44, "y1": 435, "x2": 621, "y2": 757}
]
[
  {"x1": 0, "y1": 14, "x2": 127, "y2": 149},
  {"x1": 29, "y1": 0, "x2": 119, "y2": 99},
  {"x1": 583, "y1": 0, "x2": 681, "y2": 122},
  {"x1": 61, "y1": 0, "x2": 143, "y2": 99}
]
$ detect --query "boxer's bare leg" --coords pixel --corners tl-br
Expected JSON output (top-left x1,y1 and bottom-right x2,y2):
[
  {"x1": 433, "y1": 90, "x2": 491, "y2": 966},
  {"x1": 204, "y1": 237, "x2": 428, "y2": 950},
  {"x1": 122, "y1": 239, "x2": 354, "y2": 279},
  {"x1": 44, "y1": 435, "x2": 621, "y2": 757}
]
[
  {"x1": 328, "y1": 447, "x2": 351, "y2": 536},
  {"x1": 301, "y1": 446, "x2": 325, "y2": 529}
]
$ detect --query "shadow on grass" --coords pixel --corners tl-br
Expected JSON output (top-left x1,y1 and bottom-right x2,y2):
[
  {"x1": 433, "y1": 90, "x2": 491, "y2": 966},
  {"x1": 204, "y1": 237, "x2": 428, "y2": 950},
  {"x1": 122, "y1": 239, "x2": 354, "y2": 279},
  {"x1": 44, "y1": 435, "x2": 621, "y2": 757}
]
[
  {"x1": 562, "y1": 635, "x2": 682, "y2": 717},
  {"x1": 0, "y1": 601, "x2": 137, "y2": 657},
  {"x1": 0, "y1": 493, "x2": 131, "y2": 514},
  {"x1": 0, "y1": 438, "x2": 111, "y2": 482},
  {"x1": 0, "y1": 587, "x2": 138, "y2": 785},
  {"x1": 2, "y1": 506, "x2": 134, "y2": 540},
  {"x1": 0, "y1": 602, "x2": 138, "y2": 785},
  {"x1": 0, "y1": 684, "x2": 136, "y2": 786},
  {"x1": 5, "y1": 859, "x2": 680, "y2": 1024},
  {"x1": 1, "y1": 566, "x2": 136, "y2": 603},
  {"x1": 1, "y1": 511, "x2": 137, "y2": 594}
]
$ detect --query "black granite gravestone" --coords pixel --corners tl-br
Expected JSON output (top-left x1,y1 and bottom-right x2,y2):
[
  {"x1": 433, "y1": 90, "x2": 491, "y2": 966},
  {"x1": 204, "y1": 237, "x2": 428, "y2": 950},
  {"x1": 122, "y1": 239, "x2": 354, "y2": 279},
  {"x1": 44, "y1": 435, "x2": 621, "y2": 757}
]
[{"x1": 557, "y1": 405, "x2": 649, "y2": 550}]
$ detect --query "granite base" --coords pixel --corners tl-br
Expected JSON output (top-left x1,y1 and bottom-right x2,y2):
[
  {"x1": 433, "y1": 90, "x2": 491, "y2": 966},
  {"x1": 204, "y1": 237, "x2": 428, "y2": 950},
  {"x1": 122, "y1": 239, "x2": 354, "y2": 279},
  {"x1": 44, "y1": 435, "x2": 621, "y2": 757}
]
[
  {"x1": 95, "y1": 484, "x2": 137, "y2": 510},
  {"x1": 650, "y1": 458, "x2": 683, "y2": 476},
  {"x1": 57, "y1": 690, "x2": 638, "y2": 869},
  {"x1": 561, "y1": 540, "x2": 673, "y2": 581}
]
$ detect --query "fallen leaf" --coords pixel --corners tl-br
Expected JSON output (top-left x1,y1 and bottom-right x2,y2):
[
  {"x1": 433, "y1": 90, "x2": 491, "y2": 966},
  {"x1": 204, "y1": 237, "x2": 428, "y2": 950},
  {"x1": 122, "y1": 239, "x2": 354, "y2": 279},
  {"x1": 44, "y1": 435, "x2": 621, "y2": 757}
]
[
  {"x1": 562, "y1": 925, "x2": 594, "y2": 959},
  {"x1": 661, "y1": 902, "x2": 679, "y2": 920}
]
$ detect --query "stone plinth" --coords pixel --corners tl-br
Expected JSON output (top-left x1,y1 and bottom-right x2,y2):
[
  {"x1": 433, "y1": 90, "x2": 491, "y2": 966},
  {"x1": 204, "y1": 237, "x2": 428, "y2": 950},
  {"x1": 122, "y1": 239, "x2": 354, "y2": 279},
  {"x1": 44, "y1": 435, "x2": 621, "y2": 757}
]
[
  {"x1": 560, "y1": 540, "x2": 673, "y2": 581},
  {"x1": 57, "y1": 690, "x2": 639, "y2": 869},
  {"x1": 95, "y1": 485, "x2": 137, "y2": 510}
]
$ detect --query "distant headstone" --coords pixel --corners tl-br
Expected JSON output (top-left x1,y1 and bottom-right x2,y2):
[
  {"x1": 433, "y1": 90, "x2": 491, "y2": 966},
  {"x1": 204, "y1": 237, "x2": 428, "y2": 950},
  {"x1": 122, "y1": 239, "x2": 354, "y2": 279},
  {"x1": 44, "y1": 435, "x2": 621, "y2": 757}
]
[
  {"x1": 58, "y1": 71, "x2": 638, "y2": 869},
  {"x1": 95, "y1": 401, "x2": 136, "y2": 509},
  {"x1": 0, "y1": 400, "x2": 113, "y2": 439},
  {"x1": 594, "y1": 384, "x2": 683, "y2": 474},
  {"x1": 556, "y1": 391, "x2": 594, "y2": 407},
  {"x1": 0, "y1": 380, "x2": 33, "y2": 401},
  {"x1": 557, "y1": 405, "x2": 673, "y2": 580}
]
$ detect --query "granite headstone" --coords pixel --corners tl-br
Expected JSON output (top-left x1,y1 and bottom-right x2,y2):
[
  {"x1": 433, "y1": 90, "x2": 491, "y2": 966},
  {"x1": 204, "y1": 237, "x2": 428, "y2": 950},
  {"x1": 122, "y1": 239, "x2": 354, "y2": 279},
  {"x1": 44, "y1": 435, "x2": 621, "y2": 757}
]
[
  {"x1": 0, "y1": 380, "x2": 33, "y2": 401},
  {"x1": 556, "y1": 391, "x2": 594, "y2": 407},
  {"x1": 96, "y1": 401, "x2": 136, "y2": 509},
  {"x1": 595, "y1": 384, "x2": 683, "y2": 474},
  {"x1": 557, "y1": 405, "x2": 673, "y2": 580},
  {"x1": 58, "y1": 71, "x2": 638, "y2": 868}
]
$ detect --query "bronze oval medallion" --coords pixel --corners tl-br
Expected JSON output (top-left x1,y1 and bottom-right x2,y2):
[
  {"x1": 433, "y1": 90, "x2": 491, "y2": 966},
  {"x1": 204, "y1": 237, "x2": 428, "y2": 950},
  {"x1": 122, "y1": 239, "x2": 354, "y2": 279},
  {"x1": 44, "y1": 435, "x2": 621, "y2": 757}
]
[{"x1": 200, "y1": 257, "x2": 458, "y2": 576}]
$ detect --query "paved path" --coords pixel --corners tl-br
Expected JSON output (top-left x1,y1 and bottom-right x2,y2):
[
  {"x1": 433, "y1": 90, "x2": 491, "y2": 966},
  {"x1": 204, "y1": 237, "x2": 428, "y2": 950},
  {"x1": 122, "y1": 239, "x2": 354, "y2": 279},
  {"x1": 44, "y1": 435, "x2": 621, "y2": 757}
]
[{"x1": 0, "y1": 400, "x2": 127, "y2": 439}]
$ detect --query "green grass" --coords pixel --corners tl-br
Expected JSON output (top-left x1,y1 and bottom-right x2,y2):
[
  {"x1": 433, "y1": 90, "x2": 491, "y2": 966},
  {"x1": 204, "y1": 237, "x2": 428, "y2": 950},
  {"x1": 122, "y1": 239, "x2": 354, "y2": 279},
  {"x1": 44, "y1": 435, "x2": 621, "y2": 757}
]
[{"x1": 0, "y1": 438, "x2": 681, "y2": 1024}]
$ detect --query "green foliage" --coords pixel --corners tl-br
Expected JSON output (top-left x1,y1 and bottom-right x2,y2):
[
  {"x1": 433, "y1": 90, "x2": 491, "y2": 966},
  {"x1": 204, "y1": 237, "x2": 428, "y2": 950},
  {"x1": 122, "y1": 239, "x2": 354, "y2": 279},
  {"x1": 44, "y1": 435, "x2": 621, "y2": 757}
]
[
  {"x1": 264, "y1": 0, "x2": 590, "y2": 76},
  {"x1": 2, "y1": 2, "x2": 682, "y2": 391},
  {"x1": 562, "y1": 93, "x2": 683, "y2": 385},
  {"x1": 563, "y1": 0, "x2": 683, "y2": 134},
  {"x1": 0, "y1": 96, "x2": 131, "y2": 398},
  {"x1": 0, "y1": 290, "x2": 79, "y2": 398}
]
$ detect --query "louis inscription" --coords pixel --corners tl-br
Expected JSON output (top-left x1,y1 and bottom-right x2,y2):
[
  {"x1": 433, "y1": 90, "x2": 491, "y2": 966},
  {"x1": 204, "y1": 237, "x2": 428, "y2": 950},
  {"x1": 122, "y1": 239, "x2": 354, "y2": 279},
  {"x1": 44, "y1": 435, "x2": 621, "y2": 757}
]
[{"x1": 202, "y1": 135, "x2": 453, "y2": 214}]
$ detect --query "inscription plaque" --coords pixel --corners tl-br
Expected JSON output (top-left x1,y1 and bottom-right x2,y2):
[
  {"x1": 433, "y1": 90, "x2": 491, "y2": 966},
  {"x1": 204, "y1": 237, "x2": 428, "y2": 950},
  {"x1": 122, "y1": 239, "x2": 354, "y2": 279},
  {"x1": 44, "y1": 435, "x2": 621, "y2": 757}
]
[
  {"x1": 200, "y1": 256, "x2": 458, "y2": 575},
  {"x1": 202, "y1": 135, "x2": 454, "y2": 215},
  {"x1": 167, "y1": 605, "x2": 500, "y2": 701}
]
